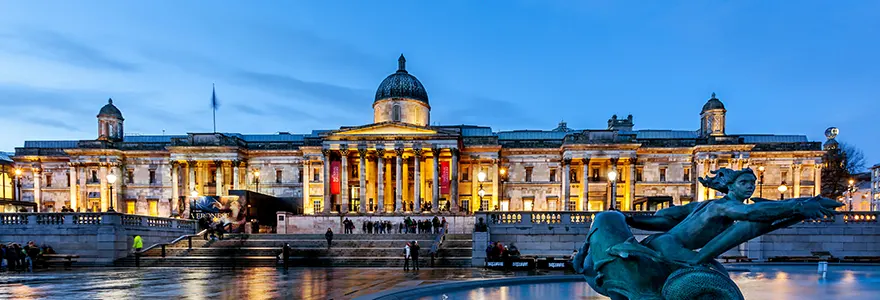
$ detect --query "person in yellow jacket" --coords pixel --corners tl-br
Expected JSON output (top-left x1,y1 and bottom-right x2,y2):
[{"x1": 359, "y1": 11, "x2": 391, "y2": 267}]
[{"x1": 133, "y1": 235, "x2": 143, "y2": 252}]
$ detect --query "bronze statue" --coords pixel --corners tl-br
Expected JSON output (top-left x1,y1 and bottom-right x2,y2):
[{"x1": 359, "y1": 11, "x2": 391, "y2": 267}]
[{"x1": 572, "y1": 167, "x2": 843, "y2": 299}]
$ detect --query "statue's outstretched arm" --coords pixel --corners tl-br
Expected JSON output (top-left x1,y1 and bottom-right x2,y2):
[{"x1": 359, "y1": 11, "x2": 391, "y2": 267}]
[
  {"x1": 718, "y1": 197, "x2": 836, "y2": 222},
  {"x1": 626, "y1": 202, "x2": 698, "y2": 231}
]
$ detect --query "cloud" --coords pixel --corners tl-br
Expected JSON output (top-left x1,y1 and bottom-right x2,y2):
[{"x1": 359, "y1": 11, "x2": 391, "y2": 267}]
[
  {"x1": 231, "y1": 70, "x2": 371, "y2": 108},
  {"x1": 0, "y1": 84, "x2": 102, "y2": 115},
  {"x1": 25, "y1": 116, "x2": 82, "y2": 132},
  {"x1": 434, "y1": 95, "x2": 539, "y2": 129},
  {"x1": 0, "y1": 29, "x2": 137, "y2": 72}
]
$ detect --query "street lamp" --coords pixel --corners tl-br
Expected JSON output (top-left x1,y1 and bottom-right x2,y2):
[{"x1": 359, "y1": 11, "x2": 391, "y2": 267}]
[
  {"x1": 106, "y1": 173, "x2": 117, "y2": 212},
  {"x1": 757, "y1": 166, "x2": 765, "y2": 198},
  {"x1": 477, "y1": 170, "x2": 487, "y2": 210},
  {"x1": 254, "y1": 170, "x2": 261, "y2": 193},
  {"x1": 608, "y1": 170, "x2": 618, "y2": 210},
  {"x1": 14, "y1": 168, "x2": 22, "y2": 202},
  {"x1": 847, "y1": 179, "x2": 856, "y2": 211},
  {"x1": 777, "y1": 183, "x2": 787, "y2": 201}
]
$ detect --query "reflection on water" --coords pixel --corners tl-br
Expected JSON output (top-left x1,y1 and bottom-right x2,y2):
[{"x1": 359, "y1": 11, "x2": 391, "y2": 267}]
[{"x1": 422, "y1": 265, "x2": 880, "y2": 300}]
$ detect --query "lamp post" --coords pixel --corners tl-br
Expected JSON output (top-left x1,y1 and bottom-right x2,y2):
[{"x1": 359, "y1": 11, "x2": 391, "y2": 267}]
[
  {"x1": 847, "y1": 179, "x2": 855, "y2": 211},
  {"x1": 499, "y1": 167, "x2": 508, "y2": 211},
  {"x1": 477, "y1": 170, "x2": 487, "y2": 211},
  {"x1": 757, "y1": 166, "x2": 765, "y2": 198},
  {"x1": 608, "y1": 170, "x2": 618, "y2": 210},
  {"x1": 254, "y1": 170, "x2": 261, "y2": 193},
  {"x1": 777, "y1": 183, "x2": 787, "y2": 201},
  {"x1": 14, "y1": 168, "x2": 22, "y2": 202},
  {"x1": 106, "y1": 173, "x2": 117, "y2": 212}
]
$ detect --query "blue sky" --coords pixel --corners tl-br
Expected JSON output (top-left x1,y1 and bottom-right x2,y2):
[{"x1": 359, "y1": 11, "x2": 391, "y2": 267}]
[{"x1": 0, "y1": 1, "x2": 877, "y2": 165}]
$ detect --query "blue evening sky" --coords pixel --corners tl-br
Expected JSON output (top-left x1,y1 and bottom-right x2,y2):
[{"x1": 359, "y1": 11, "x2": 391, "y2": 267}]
[{"x1": 0, "y1": 1, "x2": 877, "y2": 165}]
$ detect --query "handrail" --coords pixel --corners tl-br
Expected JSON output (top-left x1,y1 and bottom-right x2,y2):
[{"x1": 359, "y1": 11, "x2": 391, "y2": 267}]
[
  {"x1": 136, "y1": 229, "x2": 208, "y2": 255},
  {"x1": 429, "y1": 224, "x2": 448, "y2": 254}
]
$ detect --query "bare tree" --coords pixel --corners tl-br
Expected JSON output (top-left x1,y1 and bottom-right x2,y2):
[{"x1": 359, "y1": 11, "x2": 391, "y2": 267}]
[
  {"x1": 822, "y1": 142, "x2": 866, "y2": 199},
  {"x1": 842, "y1": 142, "x2": 866, "y2": 174}
]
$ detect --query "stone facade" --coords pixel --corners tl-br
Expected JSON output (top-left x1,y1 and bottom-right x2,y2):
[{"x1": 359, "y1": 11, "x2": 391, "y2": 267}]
[{"x1": 12, "y1": 57, "x2": 826, "y2": 216}]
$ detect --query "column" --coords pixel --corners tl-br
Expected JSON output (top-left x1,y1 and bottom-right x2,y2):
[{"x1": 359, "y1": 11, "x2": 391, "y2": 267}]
[
  {"x1": 395, "y1": 147, "x2": 403, "y2": 212},
  {"x1": 413, "y1": 147, "x2": 422, "y2": 213},
  {"x1": 69, "y1": 164, "x2": 77, "y2": 211},
  {"x1": 581, "y1": 158, "x2": 590, "y2": 211},
  {"x1": 99, "y1": 165, "x2": 107, "y2": 212},
  {"x1": 187, "y1": 161, "x2": 196, "y2": 195},
  {"x1": 562, "y1": 158, "x2": 571, "y2": 211},
  {"x1": 171, "y1": 162, "x2": 179, "y2": 215},
  {"x1": 302, "y1": 159, "x2": 311, "y2": 213},
  {"x1": 814, "y1": 164, "x2": 822, "y2": 196},
  {"x1": 376, "y1": 148, "x2": 385, "y2": 213},
  {"x1": 358, "y1": 148, "x2": 367, "y2": 213},
  {"x1": 322, "y1": 149, "x2": 331, "y2": 214},
  {"x1": 78, "y1": 166, "x2": 86, "y2": 212},
  {"x1": 628, "y1": 158, "x2": 636, "y2": 210},
  {"x1": 113, "y1": 164, "x2": 122, "y2": 213},
  {"x1": 32, "y1": 166, "x2": 42, "y2": 212},
  {"x1": 491, "y1": 162, "x2": 499, "y2": 210},
  {"x1": 792, "y1": 164, "x2": 801, "y2": 198},
  {"x1": 432, "y1": 147, "x2": 440, "y2": 213},
  {"x1": 450, "y1": 149, "x2": 459, "y2": 213},
  {"x1": 215, "y1": 160, "x2": 224, "y2": 196},
  {"x1": 340, "y1": 147, "x2": 349, "y2": 214},
  {"x1": 233, "y1": 161, "x2": 241, "y2": 190}
]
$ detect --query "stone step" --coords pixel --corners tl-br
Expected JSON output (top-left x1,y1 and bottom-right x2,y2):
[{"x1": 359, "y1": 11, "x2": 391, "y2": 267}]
[
  {"x1": 234, "y1": 233, "x2": 449, "y2": 240},
  {"x1": 206, "y1": 239, "x2": 472, "y2": 248},
  {"x1": 115, "y1": 256, "x2": 471, "y2": 268},
  {"x1": 145, "y1": 247, "x2": 473, "y2": 257}
]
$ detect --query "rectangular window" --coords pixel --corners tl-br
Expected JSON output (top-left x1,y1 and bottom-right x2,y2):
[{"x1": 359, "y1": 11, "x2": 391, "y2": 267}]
[
  {"x1": 592, "y1": 168, "x2": 600, "y2": 182},
  {"x1": 149, "y1": 200, "x2": 159, "y2": 216},
  {"x1": 149, "y1": 170, "x2": 156, "y2": 185},
  {"x1": 523, "y1": 199, "x2": 534, "y2": 211},
  {"x1": 525, "y1": 167, "x2": 533, "y2": 182},
  {"x1": 126, "y1": 200, "x2": 136, "y2": 214},
  {"x1": 636, "y1": 167, "x2": 643, "y2": 182},
  {"x1": 209, "y1": 167, "x2": 217, "y2": 185},
  {"x1": 570, "y1": 169, "x2": 578, "y2": 183},
  {"x1": 298, "y1": 168, "x2": 303, "y2": 183},
  {"x1": 45, "y1": 173, "x2": 52, "y2": 187},
  {"x1": 314, "y1": 200, "x2": 322, "y2": 213},
  {"x1": 462, "y1": 165, "x2": 470, "y2": 181},
  {"x1": 313, "y1": 168, "x2": 320, "y2": 182},
  {"x1": 781, "y1": 171, "x2": 788, "y2": 184},
  {"x1": 276, "y1": 169, "x2": 283, "y2": 184},
  {"x1": 549, "y1": 168, "x2": 557, "y2": 182},
  {"x1": 127, "y1": 170, "x2": 134, "y2": 184},
  {"x1": 683, "y1": 167, "x2": 690, "y2": 182},
  {"x1": 66, "y1": 172, "x2": 70, "y2": 187},
  {"x1": 659, "y1": 167, "x2": 667, "y2": 182}
]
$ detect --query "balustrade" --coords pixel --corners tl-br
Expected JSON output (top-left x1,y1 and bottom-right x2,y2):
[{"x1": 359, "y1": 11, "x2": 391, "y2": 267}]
[
  {"x1": 36, "y1": 214, "x2": 65, "y2": 225},
  {"x1": 478, "y1": 211, "x2": 880, "y2": 227},
  {"x1": 1, "y1": 214, "x2": 28, "y2": 225},
  {"x1": 0, "y1": 212, "x2": 197, "y2": 230}
]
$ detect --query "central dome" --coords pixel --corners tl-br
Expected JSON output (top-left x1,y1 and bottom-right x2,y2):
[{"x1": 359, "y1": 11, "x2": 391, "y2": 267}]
[{"x1": 374, "y1": 54, "x2": 429, "y2": 105}]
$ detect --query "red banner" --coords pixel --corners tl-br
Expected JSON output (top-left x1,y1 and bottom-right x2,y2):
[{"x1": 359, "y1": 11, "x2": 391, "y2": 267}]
[
  {"x1": 440, "y1": 161, "x2": 450, "y2": 194},
  {"x1": 330, "y1": 161, "x2": 341, "y2": 195}
]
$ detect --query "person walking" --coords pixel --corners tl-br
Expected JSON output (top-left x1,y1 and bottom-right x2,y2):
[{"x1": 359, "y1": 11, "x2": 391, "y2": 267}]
[
  {"x1": 325, "y1": 228, "x2": 334, "y2": 249},
  {"x1": 411, "y1": 240, "x2": 420, "y2": 270},
  {"x1": 403, "y1": 242, "x2": 411, "y2": 271},
  {"x1": 133, "y1": 235, "x2": 143, "y2": 268},
  {"x1": 281, "y1": 243, "x2": 291, "y2": 269}
]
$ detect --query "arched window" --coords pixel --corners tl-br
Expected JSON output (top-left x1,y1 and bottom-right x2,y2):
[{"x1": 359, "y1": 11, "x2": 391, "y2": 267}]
[{"x1": 392, "y1": 105, "x2": 401, "y2": 122}]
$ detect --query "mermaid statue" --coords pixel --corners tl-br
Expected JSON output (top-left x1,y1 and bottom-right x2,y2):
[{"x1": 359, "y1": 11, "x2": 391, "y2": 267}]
[{"x1": 572, "y1": 167, "x2": 843, "y2": 299}]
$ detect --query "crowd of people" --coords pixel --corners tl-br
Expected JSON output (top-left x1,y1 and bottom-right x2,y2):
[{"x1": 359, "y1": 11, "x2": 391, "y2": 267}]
[
  {"x1": 340, "y1": 216, "x2": 449, "y2": 235},
  {"x1": 485, "y1": 241, "x2": 521, "y2": 261},
  {"x1": 1, "y1": 241, "x2": 56, "y2": 272}
]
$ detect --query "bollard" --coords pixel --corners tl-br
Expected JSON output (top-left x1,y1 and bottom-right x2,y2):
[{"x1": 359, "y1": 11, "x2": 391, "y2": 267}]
[
  {"x1": 818, "y1": 261, "x2": 828, "y2": 273},
  {"x1": 161, "y1": 244, "x2": 166, "y2": 257}
]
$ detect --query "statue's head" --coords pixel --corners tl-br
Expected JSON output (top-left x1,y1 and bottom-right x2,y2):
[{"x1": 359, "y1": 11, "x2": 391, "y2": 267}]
[{"x1": 698, "y1": 168, "x2": 757, "y2": 200}]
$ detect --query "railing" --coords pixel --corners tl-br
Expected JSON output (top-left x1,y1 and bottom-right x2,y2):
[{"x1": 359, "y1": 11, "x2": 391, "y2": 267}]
[
  {"x1": 0, "y1": 212, "x2": 197, "y2": 229},
  {"x1": 477, "y1": 211, "x2": 880, "y2": 227},
  {"x1": 135, "y1": 229, "x2": 209, "y2": 259}
]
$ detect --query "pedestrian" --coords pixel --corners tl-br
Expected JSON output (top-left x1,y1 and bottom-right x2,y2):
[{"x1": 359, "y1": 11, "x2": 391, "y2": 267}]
[
  {"x1": 403, "y1": 242, "x2": 411, "y2": 271},
  {"x1": 325, "y1": 228, "x2": 334, "y2": 249},
  {"x1": 282, "y1": 243, "x2": 291, "y2": 269},
  {"x1": 132, "y1": 235, "x2": 143, "y2": 268},
  {"x1": 411, "y1": 240, "x2": 420, "y2": 270}
]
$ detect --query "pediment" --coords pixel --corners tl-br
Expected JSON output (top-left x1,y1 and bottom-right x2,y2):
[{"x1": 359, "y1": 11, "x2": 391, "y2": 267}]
[{"x1": 335, "y1": 123, "x2": 438, "y2": 135}]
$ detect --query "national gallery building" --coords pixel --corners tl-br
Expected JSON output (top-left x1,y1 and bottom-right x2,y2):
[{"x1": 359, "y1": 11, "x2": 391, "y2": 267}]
[{"x1": 11, "y1": 56, "x2": 825, "y2": 216}]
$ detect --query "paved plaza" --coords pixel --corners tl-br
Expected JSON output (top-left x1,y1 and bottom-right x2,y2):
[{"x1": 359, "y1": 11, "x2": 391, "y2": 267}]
[{"x1": 0, "y1": 267, "x2": 569, "y2": 300}]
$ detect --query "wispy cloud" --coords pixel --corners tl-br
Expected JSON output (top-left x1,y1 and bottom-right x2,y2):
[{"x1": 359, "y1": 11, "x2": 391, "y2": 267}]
[
  {"x1": 0, "y1": 29, "x2": 137, "y2": 72},
  {"x1": 434, "y1": 95, "x2": 540, "y2": 129},
  {"x1": 232, "y1": 70, "x2": 371, "y2": 107},
  {"x1": 25, "y1": 116, "x2": 82, "y2": 132}
]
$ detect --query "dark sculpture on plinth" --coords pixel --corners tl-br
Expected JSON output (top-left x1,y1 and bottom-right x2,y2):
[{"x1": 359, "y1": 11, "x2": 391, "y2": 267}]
[{"x1": 573, "y1": 167, "x2": 842, "y2": 299}]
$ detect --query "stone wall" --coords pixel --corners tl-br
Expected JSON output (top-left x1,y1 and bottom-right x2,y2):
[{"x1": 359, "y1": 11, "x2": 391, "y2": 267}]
[
  {"x1": 473, "y1": 211, "x2": 880, "y2": 266},
  {"x1": 277, "y1": 212, "x2": 475, "y2": 234},
  {"x1": 0, "y1": 213, "x2": 196, "y2": 266}
]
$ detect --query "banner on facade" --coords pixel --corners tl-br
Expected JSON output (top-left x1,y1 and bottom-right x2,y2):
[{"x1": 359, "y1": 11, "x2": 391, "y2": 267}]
[
  {"x1": 440, "y1": 161, "x2": 450, "y2": 194},
  {"x1": 331, "y1": 161, "x2": 341, "y2": 195}
]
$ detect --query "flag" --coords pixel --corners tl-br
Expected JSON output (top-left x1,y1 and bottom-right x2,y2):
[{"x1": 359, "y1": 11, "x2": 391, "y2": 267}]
[
  {"x1": 211, "y1": 84, "x2": 219, "y2": 110},
  {"x1": 440, "y1": 161, "x2": 450, "y2": 194},
  {"x1": 331, "y1": 161, "x2": 341, "y2": 195}
]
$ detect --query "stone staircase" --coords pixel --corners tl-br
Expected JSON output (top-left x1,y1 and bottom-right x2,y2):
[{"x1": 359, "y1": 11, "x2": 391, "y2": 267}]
[{"x1": 115, "y1": 233, "x2": 473, "y2": 268}]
